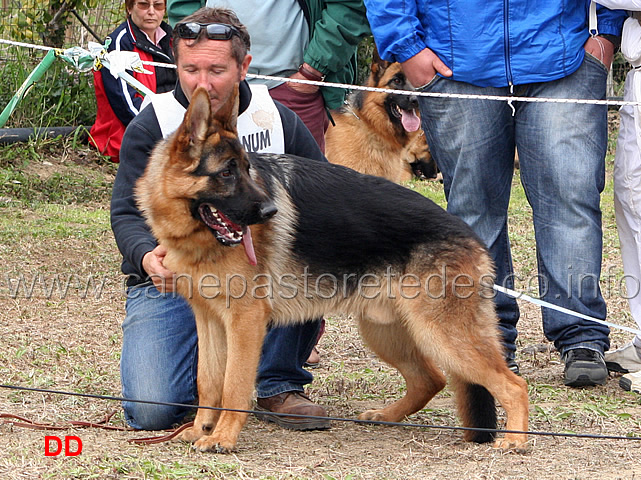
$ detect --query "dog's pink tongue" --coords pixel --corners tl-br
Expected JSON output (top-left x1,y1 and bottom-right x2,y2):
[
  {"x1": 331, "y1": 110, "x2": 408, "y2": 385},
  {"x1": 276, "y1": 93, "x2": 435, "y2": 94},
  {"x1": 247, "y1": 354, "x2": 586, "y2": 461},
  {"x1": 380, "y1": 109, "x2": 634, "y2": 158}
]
[
  {"x1": 401, "y1": 109, "x2": 421, "y2": 132},
  {"x1": 242, "y1": 226, "x2": 257, "y2": 266}
]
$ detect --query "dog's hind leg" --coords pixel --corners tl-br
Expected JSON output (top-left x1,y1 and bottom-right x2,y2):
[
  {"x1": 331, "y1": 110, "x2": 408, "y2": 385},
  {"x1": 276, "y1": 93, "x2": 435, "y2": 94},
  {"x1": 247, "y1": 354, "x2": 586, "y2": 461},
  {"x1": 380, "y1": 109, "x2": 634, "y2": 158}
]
[
  {"x1": 356, "y1": 319, "x2": 446, "y2": 422},
  {"x1": 405, "y1": 305, "x2": 529, "y2": 451},
  {"x1": 449, "y1": 366, "x2": 529, "y2": 452}
]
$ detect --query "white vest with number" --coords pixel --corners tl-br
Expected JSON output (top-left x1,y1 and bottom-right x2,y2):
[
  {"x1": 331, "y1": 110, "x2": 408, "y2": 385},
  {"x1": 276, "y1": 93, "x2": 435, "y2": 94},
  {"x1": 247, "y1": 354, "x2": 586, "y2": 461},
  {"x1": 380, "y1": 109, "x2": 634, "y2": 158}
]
[{"x1": 144, "y1": 84, "x2": 285, "y2": 154}]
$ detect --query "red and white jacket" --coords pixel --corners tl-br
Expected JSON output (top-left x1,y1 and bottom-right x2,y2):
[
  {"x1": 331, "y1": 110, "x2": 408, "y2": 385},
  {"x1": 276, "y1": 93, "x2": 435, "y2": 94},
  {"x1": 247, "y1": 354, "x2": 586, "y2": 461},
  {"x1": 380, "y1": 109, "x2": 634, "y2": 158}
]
[{"x1": 89, "y1": 17, "x2": 176, "y2": 162}]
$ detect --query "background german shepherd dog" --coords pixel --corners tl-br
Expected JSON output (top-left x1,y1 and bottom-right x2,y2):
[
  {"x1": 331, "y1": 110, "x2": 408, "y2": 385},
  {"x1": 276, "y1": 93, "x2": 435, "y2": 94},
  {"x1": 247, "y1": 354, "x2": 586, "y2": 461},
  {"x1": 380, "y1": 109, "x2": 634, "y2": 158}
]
[
  {"x1": 136, "y1": 87, "x2": 529, "y2": 454},
  {"x1": 325, "y1": 52, "x2": 438, "y2": 183}
]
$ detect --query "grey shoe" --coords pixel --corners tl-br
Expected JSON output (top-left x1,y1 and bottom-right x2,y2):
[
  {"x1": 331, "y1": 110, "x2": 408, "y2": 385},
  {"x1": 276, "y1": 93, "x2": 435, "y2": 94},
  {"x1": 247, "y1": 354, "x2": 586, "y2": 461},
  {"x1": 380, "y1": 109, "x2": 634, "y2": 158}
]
[
  {"x1": 563, "y1": 348, "x2": 608, "y2": 387},
  {"x1": 605, "y1": 341, "x2": 641, "y2": 374},
  {"x1": 620, "y1": 371, "x2": 641, "y2": 394}
]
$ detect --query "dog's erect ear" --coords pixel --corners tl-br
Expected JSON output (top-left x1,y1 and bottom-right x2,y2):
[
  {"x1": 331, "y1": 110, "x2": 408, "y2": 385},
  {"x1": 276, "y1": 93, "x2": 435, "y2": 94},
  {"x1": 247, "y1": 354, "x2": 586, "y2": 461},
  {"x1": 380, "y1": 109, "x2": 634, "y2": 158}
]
[
  {"x1": 172, "y1": 87, "x2": 211, "y2": 167},
  {"x1": 213, "y1": 83, "x2": 240, "y2": 134},
  {"x1": 370, "y1": 45, "x2": 392, "y2": 84},
  {"x1": 186, "y1": 87, "x2": 211, "y2": 142}
]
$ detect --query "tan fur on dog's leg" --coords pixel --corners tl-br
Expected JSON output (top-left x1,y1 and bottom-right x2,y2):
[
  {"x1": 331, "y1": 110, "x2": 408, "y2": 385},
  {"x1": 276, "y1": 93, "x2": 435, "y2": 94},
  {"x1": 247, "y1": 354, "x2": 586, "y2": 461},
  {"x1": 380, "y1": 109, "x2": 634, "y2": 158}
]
[
  {"x1": 437, "y1": 311, "x2": 529, "y2": 451},
  {"x1": 490, "y1": 381, "x2": 529, "y2": 452},
  {"x1": 474, "y1": 368, "x2": 529, "y2": 451},
  {"x1": 357, "y1": 320, "x2": 446, "y2": 422},
  {"x1": 451, "y1": 368, "x2": 529, "y2": 451},
  {"x1": 399, "y1": 290, "x2": 529, "y2": 451},
  {"x1": 435, "y1": 331, "x2": 528, "y2": 450},
  {"x1": 176, "y1": 310, "x2": 227, "y2": 444},
  {"x1": 193, "y1": 303, "x2": 270, "y2": 453}
]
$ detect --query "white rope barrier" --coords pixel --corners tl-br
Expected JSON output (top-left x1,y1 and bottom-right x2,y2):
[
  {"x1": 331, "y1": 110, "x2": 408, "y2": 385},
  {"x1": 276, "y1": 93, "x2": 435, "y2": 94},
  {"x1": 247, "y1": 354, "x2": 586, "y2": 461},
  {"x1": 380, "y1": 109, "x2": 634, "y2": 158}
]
[
  {"x1": 0, "y1": 37, "x2": 53, "y2": 52},
  {"x1": 494, "y1": 285, "x2": 641, "y2": 336},
  {"x1": 2, "y1": 36, "x2": 641, "y2": 336},
  {"x1": 248, "y1": 73, "x2": 640, "y2": 107},
  {"x1": 1, "y1": 37, "x2": 640, "y2": 107}
]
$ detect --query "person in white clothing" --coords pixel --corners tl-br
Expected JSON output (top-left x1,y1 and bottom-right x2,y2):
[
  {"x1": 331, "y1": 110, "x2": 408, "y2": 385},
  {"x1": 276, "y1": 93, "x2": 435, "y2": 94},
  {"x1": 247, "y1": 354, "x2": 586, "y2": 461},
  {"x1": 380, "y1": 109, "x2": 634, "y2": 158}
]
[{"x1": 597, "y1": 0, "x2": 641, "y2": 394}]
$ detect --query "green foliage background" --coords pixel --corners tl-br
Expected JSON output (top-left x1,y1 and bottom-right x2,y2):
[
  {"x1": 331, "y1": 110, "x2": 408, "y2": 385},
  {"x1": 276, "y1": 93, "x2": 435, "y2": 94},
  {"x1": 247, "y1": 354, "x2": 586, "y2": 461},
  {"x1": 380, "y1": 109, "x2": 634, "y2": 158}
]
[
  {"x1": 10, "y1": 0, "x2": 101, "y2": 47},
  {"x1": 0, "y1": 1, "x2": 123, "y2": 129}
]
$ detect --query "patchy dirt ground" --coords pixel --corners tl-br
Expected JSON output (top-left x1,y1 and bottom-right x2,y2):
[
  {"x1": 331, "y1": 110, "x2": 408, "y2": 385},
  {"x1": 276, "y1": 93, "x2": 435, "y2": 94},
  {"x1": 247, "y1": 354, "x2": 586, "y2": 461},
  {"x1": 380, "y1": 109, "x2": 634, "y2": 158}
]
[{"x1": 0, "y1": 144, "x2": 640, "y2": 479}]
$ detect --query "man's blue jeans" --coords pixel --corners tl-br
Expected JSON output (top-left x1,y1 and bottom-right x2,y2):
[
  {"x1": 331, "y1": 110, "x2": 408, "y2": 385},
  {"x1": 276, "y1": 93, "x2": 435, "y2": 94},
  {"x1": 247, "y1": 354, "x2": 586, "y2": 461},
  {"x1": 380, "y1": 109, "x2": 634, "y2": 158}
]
[
  {"x1": 120, "y1": 283, "x2": 320, "y2": 430},
  {"x1": 417, "y1": 53, "x2": 610, "y2": 356}
]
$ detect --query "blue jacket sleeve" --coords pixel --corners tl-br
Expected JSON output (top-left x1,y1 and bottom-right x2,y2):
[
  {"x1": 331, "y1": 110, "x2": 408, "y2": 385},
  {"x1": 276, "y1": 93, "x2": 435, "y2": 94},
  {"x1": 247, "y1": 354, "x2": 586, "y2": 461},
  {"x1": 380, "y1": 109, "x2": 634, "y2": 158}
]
[
  {"x1": 363, "y1": 0, "x2": 425, "y2": 63},
  {"x1": 364, "y1": 1, "x2": 626, "y2": 64},
  {"x1": 596, "y1": 3, "x2": 627, "y2": 37}
]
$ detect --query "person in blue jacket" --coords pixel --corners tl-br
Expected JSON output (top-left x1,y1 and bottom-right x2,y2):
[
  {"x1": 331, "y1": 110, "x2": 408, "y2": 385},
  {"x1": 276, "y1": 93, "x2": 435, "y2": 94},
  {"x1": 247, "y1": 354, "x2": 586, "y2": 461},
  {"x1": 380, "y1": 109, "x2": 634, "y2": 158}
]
[{"x1": 363, "y1": 1, "x2": 627, "y2": 387}]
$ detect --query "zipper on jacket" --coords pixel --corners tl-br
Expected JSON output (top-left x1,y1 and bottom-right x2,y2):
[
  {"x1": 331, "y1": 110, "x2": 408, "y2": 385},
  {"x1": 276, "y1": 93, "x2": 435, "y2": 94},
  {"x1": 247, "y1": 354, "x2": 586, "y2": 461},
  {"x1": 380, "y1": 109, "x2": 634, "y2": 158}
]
[{"x1": 503, "y1": 0, "x2": 513, "y2": 86}]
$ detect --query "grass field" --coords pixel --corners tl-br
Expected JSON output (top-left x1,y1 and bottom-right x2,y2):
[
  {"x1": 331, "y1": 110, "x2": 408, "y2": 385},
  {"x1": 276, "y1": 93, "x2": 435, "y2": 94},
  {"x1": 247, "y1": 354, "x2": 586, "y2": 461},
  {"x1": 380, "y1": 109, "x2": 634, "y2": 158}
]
[{"x1": 0, "y1": 133, "x2": 640, "y2": 479}]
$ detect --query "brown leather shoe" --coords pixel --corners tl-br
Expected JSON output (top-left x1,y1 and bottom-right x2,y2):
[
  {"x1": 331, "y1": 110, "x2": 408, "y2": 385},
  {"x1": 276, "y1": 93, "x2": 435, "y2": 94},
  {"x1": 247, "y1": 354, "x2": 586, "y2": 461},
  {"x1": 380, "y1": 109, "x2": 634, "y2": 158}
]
[
  {"x1": 255, "y1": 392, "x2": 330, "y2": 430},
  {"x1": 304, "y1": 346, "x2": 321, "y2": 368}
]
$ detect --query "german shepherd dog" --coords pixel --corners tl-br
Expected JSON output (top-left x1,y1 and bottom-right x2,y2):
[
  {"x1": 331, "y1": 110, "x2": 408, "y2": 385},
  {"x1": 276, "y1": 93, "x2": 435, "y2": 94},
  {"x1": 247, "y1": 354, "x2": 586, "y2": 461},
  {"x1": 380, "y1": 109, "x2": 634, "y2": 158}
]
[
  {"x1": 136, "y1": 86, "x2": 529, "y2": 454},
  {"x1": 402, "y1": 131, "x2": 441, "y2": 181},
  {"x1": 325, "y1": 53, "x2": 438, "y2": 183}
]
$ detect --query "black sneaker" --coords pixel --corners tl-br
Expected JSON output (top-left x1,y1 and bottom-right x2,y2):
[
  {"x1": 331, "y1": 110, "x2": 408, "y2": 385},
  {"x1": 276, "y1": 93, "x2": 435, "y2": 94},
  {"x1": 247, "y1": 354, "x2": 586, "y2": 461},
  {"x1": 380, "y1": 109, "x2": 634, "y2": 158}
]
[
  {"x1": 619, "y1": 372, "x2": 641, "y2": 394},
  {"x1": 505, "y1": 352, "x2": 520, "y2": 375},
  {"x1": 563, "y1": 348, "x2": 608, "y2": 387}
]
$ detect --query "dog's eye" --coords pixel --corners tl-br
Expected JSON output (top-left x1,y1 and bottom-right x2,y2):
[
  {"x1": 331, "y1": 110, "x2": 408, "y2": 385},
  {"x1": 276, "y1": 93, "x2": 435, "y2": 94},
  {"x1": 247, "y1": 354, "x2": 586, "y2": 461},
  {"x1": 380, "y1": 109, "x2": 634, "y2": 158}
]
[{"x1": 219, "y1": 159, "x2": 237, "y2": 178}]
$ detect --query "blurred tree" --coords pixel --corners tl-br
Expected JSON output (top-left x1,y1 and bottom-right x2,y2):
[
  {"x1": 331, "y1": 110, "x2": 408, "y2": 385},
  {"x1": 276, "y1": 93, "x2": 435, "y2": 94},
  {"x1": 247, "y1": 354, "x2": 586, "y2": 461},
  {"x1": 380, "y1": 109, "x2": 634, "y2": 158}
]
[
  {"x1": 357, "y1": 36, "x2": 375, "y2": 85},
  {"x1": 12, "y1": 0, "x2": 100, "y2": 47}
]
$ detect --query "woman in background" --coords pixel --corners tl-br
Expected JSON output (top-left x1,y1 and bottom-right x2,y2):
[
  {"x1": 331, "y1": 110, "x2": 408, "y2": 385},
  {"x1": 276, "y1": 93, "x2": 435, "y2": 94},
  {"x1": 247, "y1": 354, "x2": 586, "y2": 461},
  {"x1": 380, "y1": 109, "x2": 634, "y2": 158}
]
[{"x1": 89, "y1": 0, "x2": 176, "y2": 162}]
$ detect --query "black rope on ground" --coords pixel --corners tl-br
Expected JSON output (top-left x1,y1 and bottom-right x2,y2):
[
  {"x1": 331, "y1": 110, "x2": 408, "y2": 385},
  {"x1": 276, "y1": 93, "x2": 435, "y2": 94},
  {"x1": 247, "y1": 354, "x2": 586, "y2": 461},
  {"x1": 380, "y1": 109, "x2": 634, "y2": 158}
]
[{"x1": 2, "y1": 383, "x2": 640, "y2": 442}]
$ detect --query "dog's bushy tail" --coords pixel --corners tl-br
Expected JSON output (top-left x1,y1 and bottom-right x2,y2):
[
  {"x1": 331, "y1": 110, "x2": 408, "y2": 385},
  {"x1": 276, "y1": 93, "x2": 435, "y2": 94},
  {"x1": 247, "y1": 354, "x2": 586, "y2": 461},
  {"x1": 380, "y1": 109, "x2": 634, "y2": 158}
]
[{"x1": 457, "y1": 382, "x2": 497, "y2": 443}]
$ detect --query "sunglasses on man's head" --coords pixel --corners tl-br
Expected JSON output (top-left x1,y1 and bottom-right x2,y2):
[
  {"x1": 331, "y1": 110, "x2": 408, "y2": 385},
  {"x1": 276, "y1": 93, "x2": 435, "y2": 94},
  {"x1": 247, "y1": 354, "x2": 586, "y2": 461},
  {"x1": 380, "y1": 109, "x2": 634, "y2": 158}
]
[{"x1": 176, "y1": 22, "x2": 241, "y2": 41}]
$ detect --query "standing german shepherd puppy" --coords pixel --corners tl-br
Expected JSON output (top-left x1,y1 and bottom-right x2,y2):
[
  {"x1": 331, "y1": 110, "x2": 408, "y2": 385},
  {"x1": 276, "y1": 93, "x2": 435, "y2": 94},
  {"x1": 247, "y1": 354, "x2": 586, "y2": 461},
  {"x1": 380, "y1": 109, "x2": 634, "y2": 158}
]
[
  {"x1": 136, "y1": 87, "x2": 529, "y2": 454},
  {"x1": 325, "y1": 53, "x2": 438, "y2": 183}
]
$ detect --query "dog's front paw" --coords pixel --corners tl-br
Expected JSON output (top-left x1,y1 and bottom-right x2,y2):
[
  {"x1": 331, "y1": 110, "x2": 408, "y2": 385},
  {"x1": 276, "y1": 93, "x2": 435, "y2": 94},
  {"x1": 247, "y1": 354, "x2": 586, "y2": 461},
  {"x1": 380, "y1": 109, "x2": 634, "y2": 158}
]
[
  {"x1": 358, "y1": 409, "x2": 389, "y2": 422},
  {"x1": 174, "y1": 424, "x2": 209, "y2": 444},
  {"x1": 193, "y1": 433, "x2": 235, "y2": 454},
  {"x1": 493, "y1": 436, "x2": 530, "y2": 454}
]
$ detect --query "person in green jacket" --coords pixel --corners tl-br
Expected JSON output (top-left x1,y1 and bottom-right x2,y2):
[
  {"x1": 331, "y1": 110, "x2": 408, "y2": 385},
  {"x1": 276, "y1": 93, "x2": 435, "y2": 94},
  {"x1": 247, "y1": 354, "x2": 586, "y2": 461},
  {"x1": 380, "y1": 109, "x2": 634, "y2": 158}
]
[{"x1": 166, "y1": 0, "x2": 370, "y2": 153}]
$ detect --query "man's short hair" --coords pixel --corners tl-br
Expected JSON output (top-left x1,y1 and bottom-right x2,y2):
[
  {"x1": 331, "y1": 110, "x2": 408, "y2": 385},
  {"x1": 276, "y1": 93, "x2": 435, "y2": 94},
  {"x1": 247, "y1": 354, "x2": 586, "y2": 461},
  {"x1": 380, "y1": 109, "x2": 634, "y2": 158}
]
[{"x1": 172, "y1": 7, "x2": 251, "y2": 65}]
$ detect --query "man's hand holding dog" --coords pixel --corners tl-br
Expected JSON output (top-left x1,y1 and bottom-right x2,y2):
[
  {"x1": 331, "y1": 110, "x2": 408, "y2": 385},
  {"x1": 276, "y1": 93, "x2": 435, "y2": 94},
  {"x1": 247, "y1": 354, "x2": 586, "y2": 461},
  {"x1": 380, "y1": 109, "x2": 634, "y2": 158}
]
[{"x1": 143, "y1": 244, "x2": 176, "y2": 293}]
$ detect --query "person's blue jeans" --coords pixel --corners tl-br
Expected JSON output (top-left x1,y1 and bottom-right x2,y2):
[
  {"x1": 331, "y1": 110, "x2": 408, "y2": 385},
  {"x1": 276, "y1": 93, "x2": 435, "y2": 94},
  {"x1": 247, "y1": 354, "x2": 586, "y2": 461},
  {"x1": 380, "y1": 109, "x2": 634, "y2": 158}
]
[
  {"x1": 417, "y1": 53, "x2": 610, "y2": 356},
  {"x1": 120, "y1": 282, "x2": 320, "y2": 430}
]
